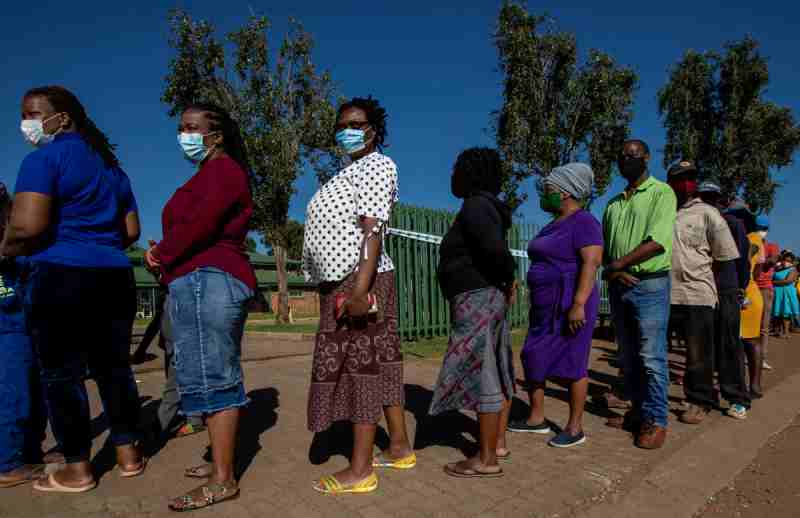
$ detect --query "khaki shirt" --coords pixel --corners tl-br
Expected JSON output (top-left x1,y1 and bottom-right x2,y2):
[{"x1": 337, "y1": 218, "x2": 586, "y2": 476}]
[{"x1": 671, "y1": 198, "x2": 740, "y2": 307}]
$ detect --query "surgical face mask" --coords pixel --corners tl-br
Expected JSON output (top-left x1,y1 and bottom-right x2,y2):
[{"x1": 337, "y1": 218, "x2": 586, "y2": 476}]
[
  {"x1": 178, "y1": 132, "x2": 217, "y2": 164},
  {"x1": 539, "y1": 192, "x2": 563, "y2": 213},
  {"x1": 619, "y1": 157, "x2": 647, "y2": 181},
  {"x1": 335, "y1": 129, "x2": 367, "y2": 155},
  {"x1": 20, "y1": 113, "x2": 62, "y2": 148}
]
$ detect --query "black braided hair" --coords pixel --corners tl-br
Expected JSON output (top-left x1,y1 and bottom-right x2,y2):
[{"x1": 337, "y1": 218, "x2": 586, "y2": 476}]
[
  {"x1": 451, "y1": 147, "x2": 503, "y2": 198},
  {"x1": 183, "y1": 103, "x2": 251, "y2": 175},
  {"x1": 24, "y1": 86, "x2": 120, "y2": 169},
  {"x1": 337, "y1": 96, "x2": 388, "y2": 150}
]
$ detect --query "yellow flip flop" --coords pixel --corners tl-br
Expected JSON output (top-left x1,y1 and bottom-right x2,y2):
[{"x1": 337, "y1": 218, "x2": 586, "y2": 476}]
[
  {"x1": 372, "y1": 452, "x2": 417, "y2": 470},
  {"x1": 313, "y1": 473, "x2": 378, "y2": 495}
]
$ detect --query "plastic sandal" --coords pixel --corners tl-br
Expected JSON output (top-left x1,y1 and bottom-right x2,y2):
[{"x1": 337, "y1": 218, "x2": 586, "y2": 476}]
[
  {"x1": 312, "y1": 473, "x2": 378, "y2": 494},
  {"x1": 372, "y1": 452, "x2": 417, "y2": 469},
  {"x1": 119, "y1": 457, "x2": 148, "y2": 478},
  {"x1": 0, "y1": 465, "x2": 45, "y2": 488},
  {"x1": 443, "y1": 462, "x2": 503, "y2": 479},
  {"x1": 33, "y1": 473, "x2": 97, "y2": 494}
]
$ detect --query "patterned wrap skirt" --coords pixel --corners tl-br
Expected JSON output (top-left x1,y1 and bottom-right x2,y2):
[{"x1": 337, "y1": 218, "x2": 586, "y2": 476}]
[
  {"x1": 429, "y1": 287, "x2": 514, "y2": 415},
  {"x1": 307, "y1": 271, "x2": 404, "y2": 432}
]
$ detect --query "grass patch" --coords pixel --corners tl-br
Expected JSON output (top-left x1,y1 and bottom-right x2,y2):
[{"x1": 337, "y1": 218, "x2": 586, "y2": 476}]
[
  {"x1": 246, "y1": 323, "x2": 319, "y2": 334},
  {"x1": 402, "y1": 329, "x2": 527, "y2": 359}
]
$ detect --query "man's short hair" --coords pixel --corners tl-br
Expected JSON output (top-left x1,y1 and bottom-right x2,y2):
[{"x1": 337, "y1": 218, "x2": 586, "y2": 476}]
[{"x1": 623, "y1": 139, "x2": 650, "y2": 155}]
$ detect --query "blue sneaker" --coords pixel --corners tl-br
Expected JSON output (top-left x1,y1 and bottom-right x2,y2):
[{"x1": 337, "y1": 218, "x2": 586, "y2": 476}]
[
  {"x1": 548, "y1": 430, "x2": 586, "y2": 448},
  {"x1": 507, "y1": 420, "x2": 551, "y2": 434}
]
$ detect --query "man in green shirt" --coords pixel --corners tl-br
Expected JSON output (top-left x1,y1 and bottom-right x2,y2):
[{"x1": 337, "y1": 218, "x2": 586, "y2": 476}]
[{"x1": 602, "y1": 139, "x2": 677, "y2": 450}]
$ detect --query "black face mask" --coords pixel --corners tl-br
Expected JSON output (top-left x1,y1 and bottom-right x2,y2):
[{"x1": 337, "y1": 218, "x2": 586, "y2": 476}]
[{"x1": 619, "y1": 157, "x2": 647, "y2": 181}]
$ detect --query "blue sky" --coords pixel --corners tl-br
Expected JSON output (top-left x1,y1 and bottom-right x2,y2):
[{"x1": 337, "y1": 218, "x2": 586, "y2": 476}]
[{"x1": 2, "y1": 1, "x2": 798, "y2": 252}]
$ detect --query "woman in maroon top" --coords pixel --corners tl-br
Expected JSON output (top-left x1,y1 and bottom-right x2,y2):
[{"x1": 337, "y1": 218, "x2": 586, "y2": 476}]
[{"x1": 145, "y1": 103, "x2": 255, "y2": 512}]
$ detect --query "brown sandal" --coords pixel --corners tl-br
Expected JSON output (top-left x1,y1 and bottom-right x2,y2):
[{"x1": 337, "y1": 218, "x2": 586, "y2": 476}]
[
  {"x1": 169, "y1": 482, "x2": 239, "y2": 512},
  {"x1": 444, "y1": 461, "x2": 503, "y2": 479}
]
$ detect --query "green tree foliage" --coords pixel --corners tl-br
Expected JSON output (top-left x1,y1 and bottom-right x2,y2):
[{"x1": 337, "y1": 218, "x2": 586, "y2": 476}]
[
  {"x1": 162, "y1": 9, "x2": 339, "y2": 321},
  {"x1": 658, "y1": 36, "x2": 800, "y2": 212},
  {"x1": 262, "y1": 219, "x2": 304, "y2": 261},
  {"x1": 245, "y1": 236, "x2": 258, "y2": 253},
  {"x1": 281, "y1": 219, "x2": 305, "y2": 261},
  {"x1": 494, "y1": 2, "x2": 638, "y2": 208}
]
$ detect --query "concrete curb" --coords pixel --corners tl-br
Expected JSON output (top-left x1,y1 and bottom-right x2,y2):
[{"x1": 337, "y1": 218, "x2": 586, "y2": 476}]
[
  {"x1": 577, "y1": 370, "x2": 800, "y2": 518},
  {"x1": 245, "y1": 331, "x2": 317, "y2": 341}
]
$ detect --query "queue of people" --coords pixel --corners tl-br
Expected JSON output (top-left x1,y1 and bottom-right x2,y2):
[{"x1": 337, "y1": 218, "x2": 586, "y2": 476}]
[{"x1": 0, "y1": 84, "x2": 794, "y2": 510}]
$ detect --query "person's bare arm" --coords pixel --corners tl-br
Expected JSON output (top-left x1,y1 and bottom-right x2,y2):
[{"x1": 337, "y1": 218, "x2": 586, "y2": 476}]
[
  {"x1": 343, "y1": 216, "x2": 382, "y2": 318},
  {"x1": 122, "y1": 211, "x2": 141, "y2": 250},
  {"x1": 607, "y1": 240, "x2": 664, "y2": 273},
  {"x1": 0, "y1": 192, "x2": 52, "y2": 257},
  {"x1": 568, "y1": 245, "x2": 603, "y2": 334},
  {"x1": 774, "y1": 269, "x2": 798, "y2": 286}
]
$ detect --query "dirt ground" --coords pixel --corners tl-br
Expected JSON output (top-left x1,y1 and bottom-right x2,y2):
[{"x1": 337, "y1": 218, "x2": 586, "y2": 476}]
[
  {"x1": 698, "y1": 412, "x2": 800, "y2": 518},
  {"x1": 696, "y1": 331, "x2": 800, "y2": 518}
]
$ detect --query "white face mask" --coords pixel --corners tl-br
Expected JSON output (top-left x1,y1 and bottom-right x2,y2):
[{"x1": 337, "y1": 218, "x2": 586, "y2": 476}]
[
  {"x1": 20, "y1": 113, "x2": 61, "y2": 148},
  {"x1": 757, "y1": 230, "x2": 768, "y2": 239}
]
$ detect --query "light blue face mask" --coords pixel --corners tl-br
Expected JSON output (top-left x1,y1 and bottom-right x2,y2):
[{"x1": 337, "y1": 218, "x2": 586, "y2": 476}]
[
  {"x1": 178, "y1": 132, "x2": 217, "y2": 164},
  {"x1": 335, "y1": 129, "x2": 367, "y2": 155}
]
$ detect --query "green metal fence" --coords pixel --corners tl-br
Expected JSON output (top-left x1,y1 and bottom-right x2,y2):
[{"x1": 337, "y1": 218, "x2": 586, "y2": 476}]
[
  {"x1": 386, "y1": 204, "x2": 536, "y2": 341},
  {"x1": 387, "y1": 203, "x2": 611, "y2": 341}
]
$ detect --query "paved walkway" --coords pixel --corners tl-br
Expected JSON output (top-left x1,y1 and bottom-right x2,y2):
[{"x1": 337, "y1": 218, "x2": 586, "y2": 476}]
[{"x1": 4, "y1": 332, "x2": 800, "y2": 518}]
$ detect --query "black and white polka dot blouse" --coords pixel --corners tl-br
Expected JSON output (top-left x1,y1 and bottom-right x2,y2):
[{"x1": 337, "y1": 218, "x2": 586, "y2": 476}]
[{"x1": 302, "y1": 151, "x2": 399, "y2": 284}]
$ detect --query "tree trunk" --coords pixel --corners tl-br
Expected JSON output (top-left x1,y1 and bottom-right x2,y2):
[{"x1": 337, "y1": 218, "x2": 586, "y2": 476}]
[{"x1": 274, "y1": 243, "x2": 291, "y2": 324}]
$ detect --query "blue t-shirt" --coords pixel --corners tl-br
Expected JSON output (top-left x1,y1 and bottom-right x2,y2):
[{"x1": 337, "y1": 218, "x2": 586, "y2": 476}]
[
  {"x1": 14, "y1": 133, "x2": 137, "y2": 268},
  {"x1": 0, "y1": 258, "x2": 28, "y2": 334}
]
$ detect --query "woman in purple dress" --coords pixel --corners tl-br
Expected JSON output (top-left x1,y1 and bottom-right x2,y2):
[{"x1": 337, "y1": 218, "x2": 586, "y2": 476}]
[{"x1": 508, "y1": 163, "x2": 603, "y2": 448}]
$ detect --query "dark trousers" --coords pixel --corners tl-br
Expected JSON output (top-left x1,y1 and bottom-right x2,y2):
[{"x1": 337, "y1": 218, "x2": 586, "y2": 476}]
[
  {"x1": 0, "y1": 333, "x2": 47, "y2": 472},
  {"x1": 26, "y1": 263, "x2": 141, "y2": 463},
  {"x1": 672, "y1": 304, "x2": 716, "y2": 408},
  {"x1": 715, "y1": 290, "x2": 751, "y2": 408}
]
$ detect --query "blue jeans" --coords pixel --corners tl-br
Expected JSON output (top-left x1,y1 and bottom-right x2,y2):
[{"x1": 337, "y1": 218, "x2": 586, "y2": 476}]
[
  {"x1": 167, "y1": 268, "x2": 252, "y2": 416},
  {"x1": 26, "y1": 262, "x2": 141, "y2": 463},
  {"x1": 610, "y1": 275, "x2": 671, "y2": 427},
  {"x1": 0, "y1": 333, "x2": 47, "y2": 472}
]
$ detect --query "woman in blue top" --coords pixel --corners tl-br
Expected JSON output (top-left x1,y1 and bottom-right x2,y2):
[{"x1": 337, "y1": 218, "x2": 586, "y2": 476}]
[{"x1": 1, "y1": 86, "x2": 145, "y2": 493}]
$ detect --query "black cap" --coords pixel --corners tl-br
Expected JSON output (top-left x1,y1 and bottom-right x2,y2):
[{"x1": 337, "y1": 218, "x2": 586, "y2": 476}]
[{"x1": 667, "y1": 160, "x2": 698, "y2": 178}]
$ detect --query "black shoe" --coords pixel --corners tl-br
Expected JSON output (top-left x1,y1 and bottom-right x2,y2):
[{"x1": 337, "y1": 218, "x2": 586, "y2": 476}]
[
  {"x1": 507, "y1": 420, "x2": 551, "y2": 434},
  {"x1": 750, "y1": 387, "x2": 764, "y2": 400}
]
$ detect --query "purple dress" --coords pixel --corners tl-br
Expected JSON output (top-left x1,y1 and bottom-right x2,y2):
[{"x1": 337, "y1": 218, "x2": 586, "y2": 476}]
[{"x1": 521, "y1": 210, "x2": 603, "y2": 382}]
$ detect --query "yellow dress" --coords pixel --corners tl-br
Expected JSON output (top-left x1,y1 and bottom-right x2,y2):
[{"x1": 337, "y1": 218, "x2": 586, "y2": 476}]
[{"x1": 741, "y1": 233, "x2": 765, "y2": 339}]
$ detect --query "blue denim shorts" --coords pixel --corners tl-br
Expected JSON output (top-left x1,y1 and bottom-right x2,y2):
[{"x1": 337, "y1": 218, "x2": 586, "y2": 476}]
[{"x1": 167, "y1": 267, "x2": 253, "y2": 416}]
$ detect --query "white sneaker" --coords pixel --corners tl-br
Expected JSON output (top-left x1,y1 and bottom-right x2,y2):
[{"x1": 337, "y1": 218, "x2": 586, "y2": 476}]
[{"x1": 763, "y1": 360, "x2": 773, "y2": 371}]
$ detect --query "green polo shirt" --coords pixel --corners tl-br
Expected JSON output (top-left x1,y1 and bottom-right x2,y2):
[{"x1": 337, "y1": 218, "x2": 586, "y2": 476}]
[{"x1": 602, "y1": 175, "x2": 677, "y2": 275}]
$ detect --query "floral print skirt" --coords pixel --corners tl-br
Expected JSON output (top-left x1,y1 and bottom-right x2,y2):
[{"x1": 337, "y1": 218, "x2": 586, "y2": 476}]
[{"x1": 307, "y1": 271, "x2": 404, "y2": 432}]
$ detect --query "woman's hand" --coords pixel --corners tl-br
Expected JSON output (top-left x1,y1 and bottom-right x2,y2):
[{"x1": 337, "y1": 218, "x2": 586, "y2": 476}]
[
  {"x1": 144, "y1": 245, "x2": 161, "y2": 274},
  {"x1": 608, "y1": 271, "x2": 639, "y2": 288},
  {"x1": 504, "y1": 280, "x2": 518, "y2": 306},
  {"x1": 343, "y1": 292, "x2": 371, "y2": 319},
  {"x1": 567, "y1": 303, "x2": 587, "y2": 335}
]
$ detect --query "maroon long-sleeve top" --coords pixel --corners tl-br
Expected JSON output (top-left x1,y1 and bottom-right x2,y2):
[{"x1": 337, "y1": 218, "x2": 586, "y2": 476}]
[{"x1": 154, "y1": 156, "x2": 257, "y2": 290}]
